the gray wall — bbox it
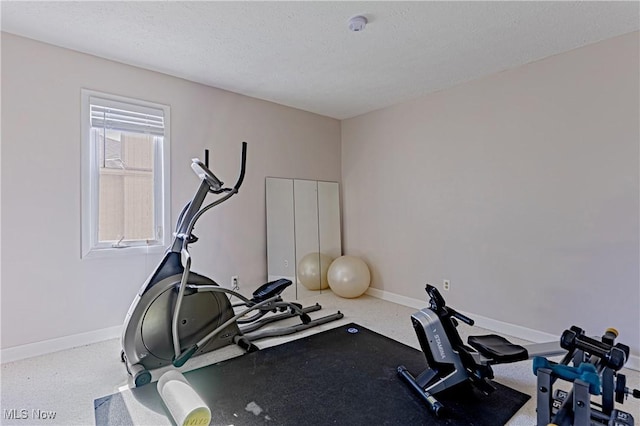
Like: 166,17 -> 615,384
0,33 -> 341,349
342,32 -> 640,355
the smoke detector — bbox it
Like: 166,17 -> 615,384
348,15 -> 368,32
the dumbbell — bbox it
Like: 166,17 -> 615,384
560,327 -> 627,371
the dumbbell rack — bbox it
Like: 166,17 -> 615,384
535,326 -> 638,426
536,369 -> 635,425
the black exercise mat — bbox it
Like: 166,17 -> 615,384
95,323 -> 530,425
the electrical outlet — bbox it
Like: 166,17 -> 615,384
231,275 -> 239,290
443,279 -> 450,291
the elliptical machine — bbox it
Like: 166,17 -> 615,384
121,142 -> 343,386
398,284 -> 564,416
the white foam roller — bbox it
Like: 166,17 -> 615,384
157,370 -> 211,426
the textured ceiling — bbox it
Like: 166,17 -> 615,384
2,1 -> 638,119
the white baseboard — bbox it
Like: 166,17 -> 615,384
365,287 -> 640,371
1,325 -> 122,364
365,287 -> 425,310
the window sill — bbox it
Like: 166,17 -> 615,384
81,244 -> 166,260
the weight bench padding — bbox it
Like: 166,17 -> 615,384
468,334 -> 528,363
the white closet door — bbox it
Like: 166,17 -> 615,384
266,178 -> 295,285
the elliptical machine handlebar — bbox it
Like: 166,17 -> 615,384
173,142 -> 248,247
425,284 -> 474,326
190,141 -> 247,194
233,141 -> 247,191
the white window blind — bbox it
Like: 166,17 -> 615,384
90,96 -> 165,135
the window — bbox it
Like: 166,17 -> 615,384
81,90 -> 170,258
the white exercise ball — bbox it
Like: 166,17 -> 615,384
327,256 -> 371,298
298,252 -> 333,290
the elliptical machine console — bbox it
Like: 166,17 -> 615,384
121,142 -> 343,386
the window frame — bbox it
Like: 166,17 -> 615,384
81,89 -> 171,259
